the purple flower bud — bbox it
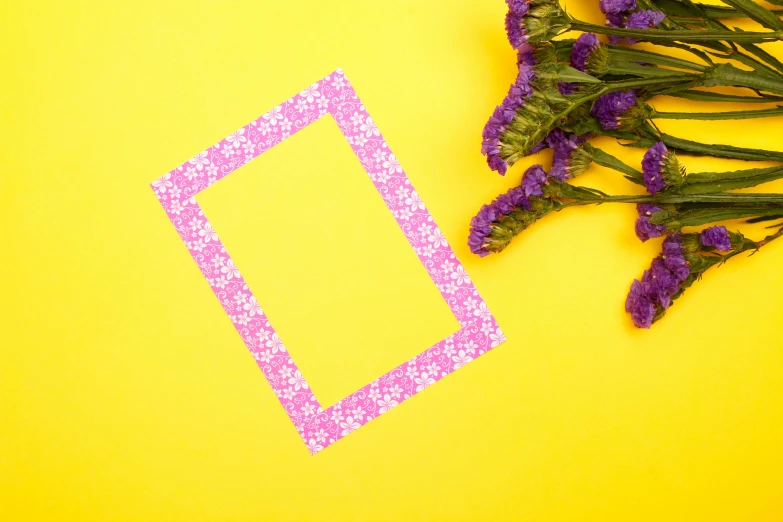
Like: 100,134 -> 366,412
591,90 -> 637,130
599,0 -> 637,15
634,204 -> 666,242
546,129 -> 589,181
641,142 -> 669,194
626,234 -> 691,328
700,226 -> 732,252
521,164 -> 549,197
605,12 -> 627,44
626,9 -> 666,29
558,82 -> 578,95
467,181 -> 532,256
570,33 -> 600,72
481,44 -> 538,174
529,139 -> 548,153
504,0 -> 531,49
625,10 -> 666,43
487,153 -> 508,175
625,280 -> 656,328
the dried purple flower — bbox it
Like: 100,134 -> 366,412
521,164 -> 549,196
558,82 -> 578,95
505,0 -> 531,49
642,142 -> 684,194
546,129 -> 591,181
700,226 -> 732,252
468,181 -> 532,256
599,0 -> 637,15
626,234 -> 691,328
626,9 -> 666,29
570,33 -> 600,72
625,280 -> 656,328
634,204 -> 667,242
481,45 -> 538,174
591,90 -> 638,130
469,164 -> 568,256
642,142 -> 667,194
605,12 -> 626,45
625,10 -> 666,43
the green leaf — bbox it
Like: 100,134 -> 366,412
661,133 -> 783,162
680,165 -> 783,194
654,106 -> 783,120
719,0 -> 783,30
584,144 -> 645,185
555,65 -> 601,84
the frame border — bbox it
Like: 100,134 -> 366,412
151,69 -> 505,454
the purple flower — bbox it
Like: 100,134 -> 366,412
626,234 -> 690,328
625,280 -> 656,328
520,164 -> 549,197
546,129 -> 588,181
624,9 -> 666,43
481,45 -> 538,174
570,33 -> 600,72
468,184 -> 531,256
627,9 -> 666,29
505,0 -> 531,49
700,226 -> 732,252
558,82 -> 578,95
591,90 -> 637,130
641,141 -> 668,194
529,139 -> 548,153
634,204 -> 666,242
599,0 -> 637,15
605,12 -> 626,45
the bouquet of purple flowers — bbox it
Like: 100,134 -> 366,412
471,0 -> 783,328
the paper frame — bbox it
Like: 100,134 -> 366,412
151,69 -> 505,454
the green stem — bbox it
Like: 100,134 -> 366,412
569,20 -> 783,43
653,207 -> 783,227
652,0 -> 783,19
668,90 -> 783,103
608,62 -> 701,78
679,165 -> 783,193
623,124 -> 783,163
653,106 -> 783,120
607,45 -> 708,72
705,63 -> 783,95
544,75 -> 695,132
602,194 -> 783,205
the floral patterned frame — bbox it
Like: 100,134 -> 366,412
151,69 -> 505,454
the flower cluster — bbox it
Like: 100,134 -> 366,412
471,0 -> 783,328
591,90 -> 641,130
625,226 -> 740,327
547,129 -> 591,181
481,46 -> 538,174
634,204 -> 666,242
601,0 -> 666,43
625,234 -> 691,328
641,142 -> 684,194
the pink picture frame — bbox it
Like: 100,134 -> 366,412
151,69 -> 506,454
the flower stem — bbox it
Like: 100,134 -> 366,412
652,0 -> 783,19
545,75 -> 695,132
668,90 -> 783,103
652,106 -> 783,120
607,45 -> 708,72
569,20 -> 783,43
705,63 -> 783,95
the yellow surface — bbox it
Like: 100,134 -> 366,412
2,1 -> 783,520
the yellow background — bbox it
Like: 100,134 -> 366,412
2,1 -> 783,520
